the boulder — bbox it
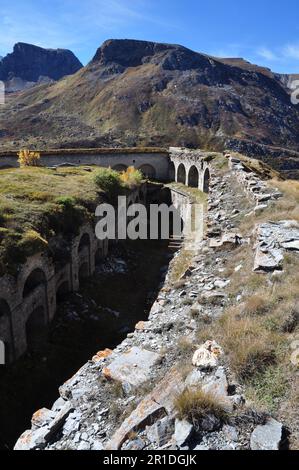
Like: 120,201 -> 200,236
174,419 -> 193,447
103,347 -> 161,387
192,341 -> 223,369
250,418 -> 283,450
106,368 -> 185,450
146,416 -> 175,446
253,246 -> 284,272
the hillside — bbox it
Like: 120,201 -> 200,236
0,39 -> 299,176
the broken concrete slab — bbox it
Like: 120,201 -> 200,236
103,346 -> 161,387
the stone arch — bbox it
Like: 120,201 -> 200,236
169,162 -> 175,182
203,168 -> 210,193
188,165 -> 199,188
26,305 -> 47,353
0,298 -> 14,363
177,163 -> 186,185
23,268 -> 47,298
78,233 -> 91,253
138,164 -> 156,180
112,164 -> 128,172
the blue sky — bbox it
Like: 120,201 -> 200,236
0,0 -> 299,73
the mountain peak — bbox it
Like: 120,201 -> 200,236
91,38 -> 184,67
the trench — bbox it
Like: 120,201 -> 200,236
0,239 -> 173,449
0,185 -> 192,450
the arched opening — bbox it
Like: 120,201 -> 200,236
26,306 -> 47,353
56,281 -> 70,303
188,166 -> 199,188
23,268 -> 47,298
78,233 -> 91,253
79,262 -> 89,281
203,168 -> 210,193
0,299 -> 13,363
169,162 -> 175,182
177,164 -> 186,185
112,164 -> 128,172
138,164 -> 156,180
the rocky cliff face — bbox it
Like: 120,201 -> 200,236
0,39 -> 299,175
0,43 -> 82,89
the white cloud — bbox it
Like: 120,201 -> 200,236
283,44 -> 299,60
257,47 -> 278,61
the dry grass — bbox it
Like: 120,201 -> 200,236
174,388 -> 228,425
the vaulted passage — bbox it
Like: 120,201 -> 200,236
169,162 -> 175,181
188,165 -> 199,188
23,269 -> 46,298
26,306 -> 47,352
138,164 -> 156,179
112,164 -> 127,172
56,281 -> 70,302
78,233 -> 91,253
203,168 -> 210,193
177,163 -> 186,184
0,299 -> 13,363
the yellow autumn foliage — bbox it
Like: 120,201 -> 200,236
18,149 -> 41,167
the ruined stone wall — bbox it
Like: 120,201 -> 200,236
0,186 -> 143,363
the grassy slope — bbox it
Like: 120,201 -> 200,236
197,157 -> 299,448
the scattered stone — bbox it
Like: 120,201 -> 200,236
223,425 -> 239,442
122,437 -> 146,450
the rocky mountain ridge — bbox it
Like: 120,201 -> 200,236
0,42 -> 82,92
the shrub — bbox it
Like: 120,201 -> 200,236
174,388 -> 227,425
120,166 -> 143,188
18,149 -> 40,167
93,168 -> 121,200
56,196 -> 76,208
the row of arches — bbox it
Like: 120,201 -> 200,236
0,232 -> 108,363
169,161 -> 210,193
0,183 -> 145,363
